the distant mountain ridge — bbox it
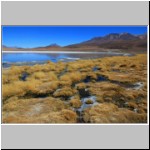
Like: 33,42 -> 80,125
36,43 -> 61,49
2,32 -> 147,51
65,33 -> 147,49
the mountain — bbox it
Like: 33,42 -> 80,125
36,43 -> 61,49
2,33 -> 147,52
65,33 -> 147,50
137,33 -> 147,40
2,45 -> 8,48
2,43 -> 61,51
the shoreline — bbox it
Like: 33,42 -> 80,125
2,52 -> 134,69
2,50 -> 127,54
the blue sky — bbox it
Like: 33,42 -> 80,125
2,26 -> 147,48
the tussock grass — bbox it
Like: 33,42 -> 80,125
88,81 -> 147,109
2,80 -> 42,101
2,97 -> 77,123
35,81 -> 59,95
83,103 -> 147,123
69,98 -> 82,108
60,71 -> 83,86
85,99 -> 94,104
75,83 -> 87,89
2,54 -> 147,123
53,87 -> 77,99
3,81 -> 27,100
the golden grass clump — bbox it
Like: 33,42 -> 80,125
59,75 -> 72,86
75,83 -> 87,90
68,72 -> 83,83
26,64 -> 43,74
60,109 -> 77,123
87,81 -> 147,108
69,98 -> 82,108
2,79 -> 43,101
22,80 -> 42,96
42,72 -> 58,82
83,103 -> 147,123
53,87 -> 77,99
2,74 -> 19,84
55,62 -> 66,74
83,72 -> 98,81
100,72 -> 138,83
9,66 -> 25,75
98,54 -> 147,80
126,101 -> 138,109
48,72 -> 58,80
2,97 -> 77,123
27,71 -> 58,83
85,99 -> 94,104
2,81 -> 26,100
35,81 -> 59,95
88,82 -> 124,103
40,63 -> 56,72
67,60 -> 95,72
31,71 -> 47,79
135,98 -> 147,113
79,67 -> 93,72
60,71 -> 82,85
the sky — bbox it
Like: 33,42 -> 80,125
2,26 -> 147,48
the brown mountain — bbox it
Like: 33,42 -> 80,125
2,44 -> 61,51
36,44 -> 61,49
65,33 -> 147,50
33,44 -> 61,50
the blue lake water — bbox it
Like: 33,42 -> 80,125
2,52 -> 131,68
3,53 -> 69,63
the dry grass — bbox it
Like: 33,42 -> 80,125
3,81 -> 27,100
60,71 -> 83,86
35,81 -> 59,95
75,83 -> 87,89
2,97 -> 77,123
85,99 -> 93,104
30,71 -> 47,79
2,54 -> 147,123
69,98 -> 82,108
2,80 -> 42,101
83,103 -> 147,123
53,87 -> 77,99
88,81 -> 147,109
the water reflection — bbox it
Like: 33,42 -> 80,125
2,52 -> 131,68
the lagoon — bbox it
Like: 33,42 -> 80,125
2,51 -> 131,68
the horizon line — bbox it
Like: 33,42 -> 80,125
2,31 -> 147,49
